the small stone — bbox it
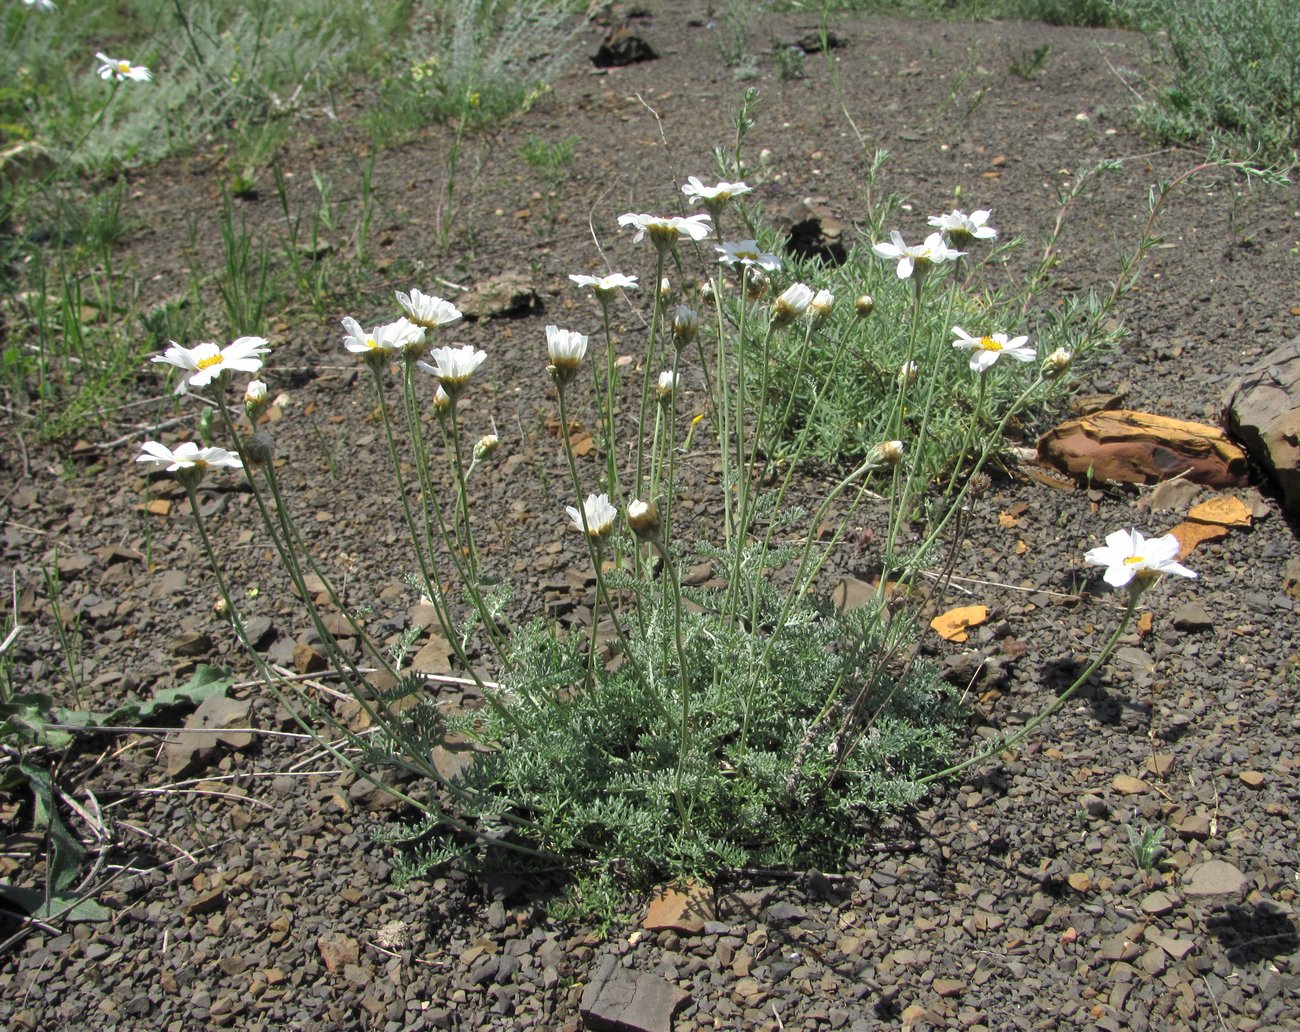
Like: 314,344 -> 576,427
1173,814 -> 1212,841
1067,872 -> 1093,893
1141,891 -> 1175,916
293,641 -> 328,674
1171,600 -> 1214,632
1082,793 -> 1110,818
317,932 -> 360,974
172,630 -> 214,658
1099,931 -> 1142,962
1239,770 -> 1266,789
1112,774 -> 1148,795
763,901 -> 808,925
183,887 -> 227,915
933,978 -> 963,997
1183,860 -> 1248,902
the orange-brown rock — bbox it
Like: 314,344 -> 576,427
1036,410 -> 1248,487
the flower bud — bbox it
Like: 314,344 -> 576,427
473,434 -> 500,464
1043,347 -> 1073,379
658,277 -> 672,303
243,379 -> 268,419
626,498 -> 660,537
771,282 -> 814,327
897,361 -> 918,385
433,385 -> 451,419
656,369 -> 677,403
244,430 -> 276,467
698,280 -> 717,309
869,439 -> 905,467
745,268 -> 770,302
855,294 -> 875,318
672,305 -> 698,349
807,288 -> 834,328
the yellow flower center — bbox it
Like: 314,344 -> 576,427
366,337 -> 379,349
1123,555 -> 1146,566
978,336 -> 1001,352
197,354 -> 225,370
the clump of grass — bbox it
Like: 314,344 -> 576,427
1123,0 -> 1300,160
365,0 -> 581,144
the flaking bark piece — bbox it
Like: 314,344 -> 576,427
1036,410 -> 1248,488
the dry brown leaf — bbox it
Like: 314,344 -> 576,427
1187,495 -> 1252,527
930,604 -> 989,643
1168,521 -> 1229,558
998,512 -> 1019,529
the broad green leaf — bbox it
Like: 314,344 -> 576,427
18,761 -> 85,895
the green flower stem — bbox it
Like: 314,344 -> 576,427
661,349 -> 683,560
182,479 -> 493,818
211,394 -> 388,686
393,365 -> 509,666
769,319 -> 817,459
556,383 -> 627,688
596,296 -> 621,502
648,399 -> 665,502
665,552 -> 695,837
894,373 -> 1046,590
633,249 -> 668,501
722,274 -> 757,629
713,273 -> 739,555
920,591 -> 1142,786
942,373 -> 988,498
374,364 -> 441,608
886,274 -> 929,441
446,399 -> 479,581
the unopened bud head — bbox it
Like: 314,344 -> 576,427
473,434 -> 500,463
872,440 -> 905,467
1043,347 -> 1073,379
672,305 -> 698,349
244,379 -> 267,408
659,277 -> 672,302
808,288 -> 834,328
244,430 -> 276,467
433,385 -> 451,418
626,498 -> 661,537
855,294 -> 875,318
771,282 -> 814,327
745,268 -> 770,301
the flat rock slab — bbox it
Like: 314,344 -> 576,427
580,955 -> 688,1032
1224,337 -> 1300,515
1183,859 -> 1249,903
1037,409 -> 1249,487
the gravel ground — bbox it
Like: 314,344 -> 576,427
2,3 -> 1299,1029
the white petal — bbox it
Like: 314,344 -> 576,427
1102,565 -> 1135,588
